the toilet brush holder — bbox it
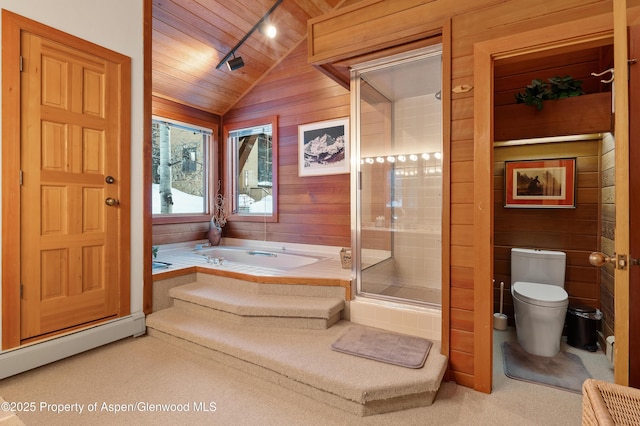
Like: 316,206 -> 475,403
493,281 -> 508,330
494,312 -> 508,330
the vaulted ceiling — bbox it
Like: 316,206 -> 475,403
152,0 -> 342,116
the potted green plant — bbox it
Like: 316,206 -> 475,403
515,75 -> 584,110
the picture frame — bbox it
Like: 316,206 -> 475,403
298,118 -> 349,177
504,158 -> 576,208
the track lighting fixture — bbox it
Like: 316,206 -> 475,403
226,54 -> 245,71
215,0 -> 283,71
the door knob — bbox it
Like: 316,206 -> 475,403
105,176 -> 115,184
589,252 -> 615,267
589,252 -> 639,270
105,197 -> 120,206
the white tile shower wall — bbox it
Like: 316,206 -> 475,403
391,95 -> 442,291
348,298 -> 441,341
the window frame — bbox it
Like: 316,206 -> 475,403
223,115 -> 279,223
151,114 -> 217,225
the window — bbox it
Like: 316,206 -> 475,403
224,116 -> 278,222
152,117 -> 212,217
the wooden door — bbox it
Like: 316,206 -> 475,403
612,1 -> 631,386
628,23 -> 640,389
15,27 -> 129,342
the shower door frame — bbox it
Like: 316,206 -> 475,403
350,45 -> 450,309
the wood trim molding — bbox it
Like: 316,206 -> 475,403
222,115 -> 279,224
473,12 -> 615,393
144,0 -> 153,314
613,0 -> 630,386
2,10 -> 23,349
440,18 -> 453,379
472,39 -> 494,394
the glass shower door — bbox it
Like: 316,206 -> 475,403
353,46 -> 443,306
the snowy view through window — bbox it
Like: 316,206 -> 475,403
152,118 -> 210,215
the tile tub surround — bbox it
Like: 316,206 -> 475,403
152,239 -> 353,299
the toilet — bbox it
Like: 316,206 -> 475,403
511,248 -> 569,357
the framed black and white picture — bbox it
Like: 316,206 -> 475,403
298,118 -> 349,177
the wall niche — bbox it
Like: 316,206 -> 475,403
494,43 -> 613,141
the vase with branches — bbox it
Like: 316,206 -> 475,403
208,182 -> 229,246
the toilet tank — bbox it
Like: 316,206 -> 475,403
511,248 -> 566,287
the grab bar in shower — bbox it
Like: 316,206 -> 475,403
247,250 -> 277,257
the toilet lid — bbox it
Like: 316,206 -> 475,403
513,281 -> 568,308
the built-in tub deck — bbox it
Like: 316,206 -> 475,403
152,241 -> 353,300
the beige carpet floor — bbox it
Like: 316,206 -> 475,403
0,326 -> 613,426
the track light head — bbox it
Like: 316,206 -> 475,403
226,56 -> 245,71
259,22 -> 277,38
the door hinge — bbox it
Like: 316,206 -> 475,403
19,55 -> 23,72
20,283 -> 23,298
19,169 -> 23,186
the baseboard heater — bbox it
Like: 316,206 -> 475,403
0,312 -> 146,380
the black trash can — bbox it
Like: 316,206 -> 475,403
566,305 -> 601,352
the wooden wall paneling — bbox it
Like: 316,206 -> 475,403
448,350 -> 474,387
292,0 -> 622,392
494,92 -> 612,141
450,307 -> 474,332
308,0 -> 447,64
450,329 -> 474,354
493,139 -> 601,323
450,140 -> 474,163
224,41 -> 350,246
152,222 -> 210,246
452,0 -> 614,60
152,96 -> 222,129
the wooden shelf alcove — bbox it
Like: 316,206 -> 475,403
494,92 -> 613,141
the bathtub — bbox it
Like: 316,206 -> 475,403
196,246 -> 326,270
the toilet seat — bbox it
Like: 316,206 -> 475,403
512,281 -> 568,308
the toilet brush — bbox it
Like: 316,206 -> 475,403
494,281 -> 508,330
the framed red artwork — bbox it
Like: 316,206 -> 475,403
504,158 -> 576,208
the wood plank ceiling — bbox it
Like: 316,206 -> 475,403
152,0 -> 341,116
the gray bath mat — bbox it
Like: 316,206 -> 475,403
502,341 -> 591,394
331,327 -> 432,369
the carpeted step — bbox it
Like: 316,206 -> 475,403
145,310 -> 448,417
169,281 -> 344,329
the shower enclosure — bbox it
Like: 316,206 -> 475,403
351,45 -> 443,306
